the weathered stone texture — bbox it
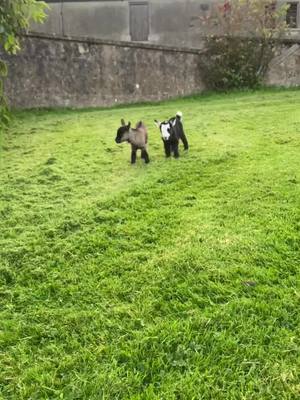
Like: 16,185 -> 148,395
2,34 -> 300,110
265,44 -> 300,87
3,35 -> 204,109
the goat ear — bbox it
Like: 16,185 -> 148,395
121,119 -> 126,126
154,120 -> 160,128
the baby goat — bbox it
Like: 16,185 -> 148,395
154,112 -> 189,158
115,119 -> 150,164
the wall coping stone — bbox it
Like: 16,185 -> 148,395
23,31 -> 300,52
24,32 -> 206,55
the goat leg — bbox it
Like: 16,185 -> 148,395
180,132 -> 189,150
173,143 -> 180,158
131,146 -> 137,164
164,141 -> 171,158
141,149 -> 150,164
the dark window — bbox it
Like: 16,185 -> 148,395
200,4 -> 209,12
286,2 -> 298,28
129,1 -> 149,41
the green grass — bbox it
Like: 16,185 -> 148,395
0,89 -> 300,399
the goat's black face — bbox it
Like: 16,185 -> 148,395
115,122 -> 131,144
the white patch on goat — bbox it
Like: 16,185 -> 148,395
160,123 -> 171,140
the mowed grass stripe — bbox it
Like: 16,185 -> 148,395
0,89 -> 299,399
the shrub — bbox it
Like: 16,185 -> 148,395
198,0 -> 289,90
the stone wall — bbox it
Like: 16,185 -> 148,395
2,34 -> 300,110
265,44 -> 300,87
2,34 -> 204,109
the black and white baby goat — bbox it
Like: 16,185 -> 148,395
154,112 -> 189,158
115,119 -> 150,164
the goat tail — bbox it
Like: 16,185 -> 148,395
176,111 -> 183,120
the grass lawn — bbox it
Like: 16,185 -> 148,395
0,89 -> 300,399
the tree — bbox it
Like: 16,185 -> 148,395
0,0 -> 47,127
198,0 -> 289,90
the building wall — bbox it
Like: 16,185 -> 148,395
34,0 -> 211,47
32,0 -> 300,48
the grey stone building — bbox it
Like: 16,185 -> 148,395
35,0 -> 300,48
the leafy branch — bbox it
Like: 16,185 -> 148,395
0,0 -> 48,127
